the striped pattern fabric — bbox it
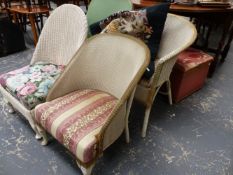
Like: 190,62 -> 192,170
35,89 -> 118,163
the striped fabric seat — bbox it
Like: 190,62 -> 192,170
35,89 -> 118,163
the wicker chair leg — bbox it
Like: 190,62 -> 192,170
36,124 -> 48,145
27,116 -> 43,140
7,102 -> 15,113
125,87 -> 136,143
3,98 -> 15,113
141,105 -> 152,138
166,80 -> 173,105
76,161 -> 95,175
125,117 -> 130,143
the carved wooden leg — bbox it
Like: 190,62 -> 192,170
141,105 -> 152,138
76,161 -> 95,175
36,124 -> 48,146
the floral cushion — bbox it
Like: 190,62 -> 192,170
35,89 -> 118,163
0,62 -> 65,109
90,4 -> 170,79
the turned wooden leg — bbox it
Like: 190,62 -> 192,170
28,14 -> 38,46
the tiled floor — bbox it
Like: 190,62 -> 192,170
0,16 -> 233,175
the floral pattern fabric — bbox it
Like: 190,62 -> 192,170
0,62 -> 65,109
101,10 -> 153,43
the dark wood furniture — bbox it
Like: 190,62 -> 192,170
131,0 -> 233,76
56,0 -> 89,9
8,5 -> 49,45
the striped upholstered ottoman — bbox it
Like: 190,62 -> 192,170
34,89 -> 118,164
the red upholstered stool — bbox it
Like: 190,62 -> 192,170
170,48 -> 213,103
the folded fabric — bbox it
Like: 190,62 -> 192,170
0,62 -> 65,109
90,3 -> 170,79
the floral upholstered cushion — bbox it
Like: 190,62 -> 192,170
90,4 -> 170,79
0,62 -> 65,109
34,89 -> 118,163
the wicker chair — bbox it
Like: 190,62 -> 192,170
135,14 -> 197,137
33,33 -> 150,175
86,0 -> 132,26
0,4 -> 87,139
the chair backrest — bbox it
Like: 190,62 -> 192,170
151,14 -> 197,87
30,4 -> 87,65
47,33 -> 150,101
86,0 -> 132,26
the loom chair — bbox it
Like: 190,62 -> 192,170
34,33 -> 150,175
134,14 -> 197,137
0,4 -> 87,139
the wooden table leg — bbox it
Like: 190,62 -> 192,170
28,14 -> 38,46
12,12 -> 18,24
221,21 -> 233,62
208,16 -> 232,77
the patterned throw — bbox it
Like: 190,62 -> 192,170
35,89 -> 118,163
101,10 -> 153,43
0,62 -> 65,109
